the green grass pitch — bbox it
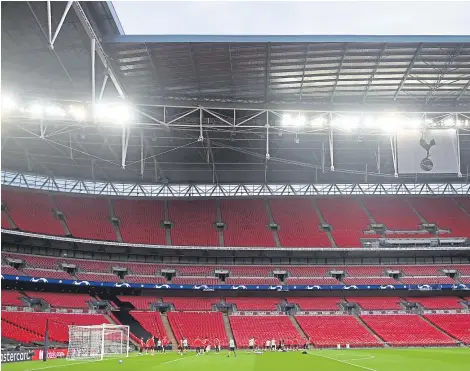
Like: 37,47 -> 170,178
3,348 -> 470,371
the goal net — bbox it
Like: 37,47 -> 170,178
67,324 -> 130,360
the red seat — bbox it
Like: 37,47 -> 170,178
346,297 -> 402,310
1,290 -> 25,306
405,297 -> 463,309
162,297 -> 218,311
227,298 -> 281,311
287,298 -> 342,311
118,296 -> 157,310
129,311 -> 167,339
425,314 -> 470,344
24,292 -> 93,309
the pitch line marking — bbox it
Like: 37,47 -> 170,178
309,352 -> 378,371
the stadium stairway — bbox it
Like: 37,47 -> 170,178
223,313 -> 235,341
289,316 -> 308,340
419,315 -> 462,344
112,309 -> 151,341
312,200 -> 336,248
160,312 -> 177,347
354,315 -> 388,347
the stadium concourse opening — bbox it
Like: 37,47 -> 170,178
1,1 -> 470,370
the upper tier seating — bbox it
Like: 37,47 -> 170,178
129,311 -> 167,339
168,312 -> 228,346
54,195 -> 116,241
1,212 -> 12,229
285,277 -> 340,285
224,266 -> 274,277
221,199 -> 275,247
346,297 -> 403,310
316,198 -> 370,247
227,298 -> 281,311
75,273 -> 120,282
162,297 -> 218,311
230,316 -> 301,347
1,290 -> 25,306
287,297 -> 342,311
363,198 -> 421,230
118,296 -> 157,310
343,277 -> 399,285
409,198 -> 470,237
400,277 -> 456,285
1,312 -> 111,343
405,297 -> 463,309
124,275 -> 167,284
270,198 -> 331,247
112,199 -> 166,245
461,277 -> 470,284
1,265 -> 22,275
286,266 -> 331,277
2,190 -> 64,235
343,266 -> 389,277
24,292 -> 93,309
360,315 -> 456,346
397,265 -> 445,276
22,268 -> 72,280
169,200 -> 218,246
171,277 -> 220,285
225,277 -> 280,285
424,314 -> 470,344
296,315 -> 381,348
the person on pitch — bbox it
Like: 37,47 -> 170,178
139,337 -> 145,354
214,337 -> 221,354
194,336 -> 202,355
227,338 -> 237,357
271,337 -> 276,351
162,336 -> 168,353
248,337 -> 255,353
265,338 -> 271,351
203,337 -> 210,353
178,338 -> 184,355
156,337 -> 162,353
146,336 -> 155,355
183,337 -> 188,353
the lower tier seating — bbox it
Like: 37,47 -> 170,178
295,315 -> 381,348
168,311 -> 228,347
1,319 -> 44,343
1,290 -> 25,306
424,314 -> 470,344
360,315 -> 456,346
230,315 -> 301,348
129,311 -> 167,339
1,312 -> 111,343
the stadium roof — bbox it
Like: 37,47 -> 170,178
2,1 -> 470,184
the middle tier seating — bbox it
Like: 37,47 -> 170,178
295,315 -> 382,348
225,277 -> 280,286
75,272 -> 120,283
343,277 -> 400,286
346,297 -> 403,310
230,315 -> 301,347
404,297 -> 463,309
360,315 -> 456,346
168,311 -> 228,346
22,268 -> 72,280
287,297 -> 342,311
24,292 -> 93,309
129,311 -> 167,339
227,298 -> 281,311
118,296 -> 157,310
1,290 -> 25,306
162,297 -> 218,311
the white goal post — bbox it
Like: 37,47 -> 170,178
67,324 -> 130,361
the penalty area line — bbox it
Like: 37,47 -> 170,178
25,359 -> 102,371
309,352 -> 378,371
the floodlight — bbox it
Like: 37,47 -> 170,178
332,117 -> 359,131
310,117 -> 325,128
281,114 -> 292,127
69,105 -> 87,122
455,120 -> 463,128
95,102 -> 133,124
28,102 -> 44,118
1,95 -> 17,113
408,118 -> 422,128
443,118 -> 454,127
294,115 -> 306,128
363,116 -> 376,129
45,105 -> 66,117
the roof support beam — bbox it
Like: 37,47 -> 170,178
50,1 -> 73,48
393,43 -> 423,100
330,44 -> 348,103
121,126 -> 130,169
299,44 -> 310,102
456,79 -> 470,102
72,2 -> 125,98
363,44 -> 387,102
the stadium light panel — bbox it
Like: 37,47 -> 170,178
27,103 -> 44,119
1,95 -> 17,113
331,117 -> 359,131
294,114 -> 306,128
281,114 -> 292,127
310,117 -> 325,128
69,105 -> 87,122
45,105 -> 66,118
95,102 -> 133,124
408,118 -> 422,128
363,116 -> 376,129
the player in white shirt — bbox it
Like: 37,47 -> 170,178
157,339 -> 162,353
265,339 -> 271,351
183,338 -> 188,354
227,338 -> 237,357
271,338 -> 276,351
248,338 -> 255,353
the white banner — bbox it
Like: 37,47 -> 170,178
397,129 -> 460,174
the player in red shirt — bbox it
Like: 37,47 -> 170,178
285,338 -> 292,351
194,336 -> 203,355
214,337 -> 221,354
203,337 -> 210,354
139,337 -> 145,354
292,337 -> 299,351
147,336 -> 155,355
162,336 -> 168,354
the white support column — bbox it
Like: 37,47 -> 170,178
50,1 -> 73,48
140,131 -> 145,177
121,127 -> 130,169
390,135 -> 398,177
98,74 -> 108,101
329,127 -> 334,171
377,141 -> 381,173
126,327 -> 129,358
198,108 -> 203,141
101,324 -> 105,360
47,1 -> 52,46
265,112 -> 270,160
91,38 -> 96,117
39,119 -> 46,139
456,126 -> 462,177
